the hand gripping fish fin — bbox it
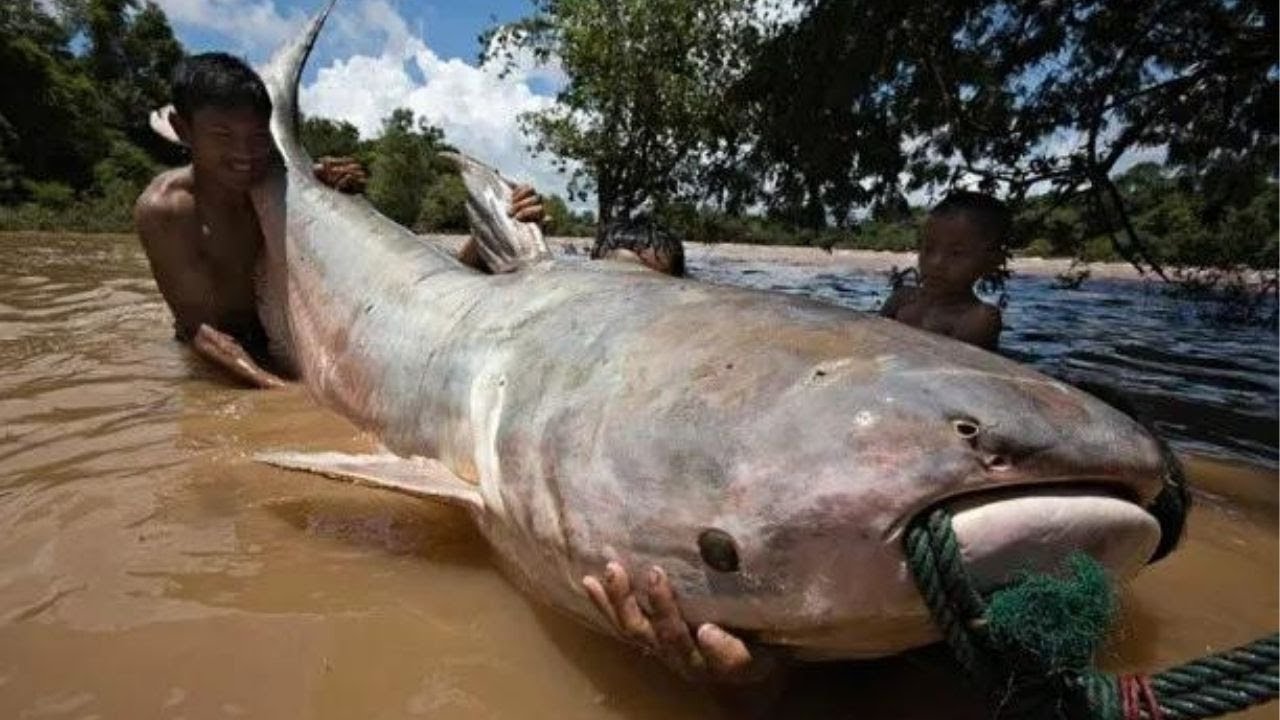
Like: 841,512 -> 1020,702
256,451 -> 483,511
440,150 -> 551,274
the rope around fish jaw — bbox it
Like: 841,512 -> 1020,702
904,507 -> 1280,719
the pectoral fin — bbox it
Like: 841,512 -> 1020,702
441,150 -> 550,273
256,451 -> 483,511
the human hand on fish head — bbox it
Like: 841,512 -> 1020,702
312,156 -> 367,194
507,183 -> 545,224
582,562 -> 779,684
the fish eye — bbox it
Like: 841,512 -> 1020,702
952,417 -> 981,439
698,528 -> 740,573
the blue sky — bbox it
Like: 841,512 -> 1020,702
167,1 -> 537,76
152,0 -> 574,197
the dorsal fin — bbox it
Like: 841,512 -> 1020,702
441,151 -> 552,273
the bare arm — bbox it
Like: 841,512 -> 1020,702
134,190 -> 216,340
134,186 -> 285,388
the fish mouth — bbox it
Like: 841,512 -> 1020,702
944,483 -> 1160,593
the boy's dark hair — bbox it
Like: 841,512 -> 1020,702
592,214 -> 686,276
171,52 -> 271,120
930,190 -> 1012,251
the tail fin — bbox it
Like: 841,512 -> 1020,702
259,0 -> 339,174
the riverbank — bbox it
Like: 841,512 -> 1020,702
1,230 -> 1256,284
431,233 -> 1153,280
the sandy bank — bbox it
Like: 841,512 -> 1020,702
0,231 -> 1166,282
423,233 -> 1151,281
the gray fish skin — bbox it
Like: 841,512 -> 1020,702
252,2 -> 1167,660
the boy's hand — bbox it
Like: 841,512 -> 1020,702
192,324 -> 287,389
581,562 -> 778,684
313,156 -> 368,194
508,184 -> 545,225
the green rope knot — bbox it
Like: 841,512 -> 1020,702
904,507 -> 1279,720
984,553 -> 1116,719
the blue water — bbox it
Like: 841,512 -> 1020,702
689,254 -> 1279,468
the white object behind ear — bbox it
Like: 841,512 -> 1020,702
149,105 -> 185,146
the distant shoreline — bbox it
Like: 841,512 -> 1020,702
0,230 -> 1183,282
532,236 -> 1153,281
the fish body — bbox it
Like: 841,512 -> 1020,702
254,2 -> 1168,660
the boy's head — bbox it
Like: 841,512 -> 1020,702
168,53 -> 274,190
593,215 -> 686,276
919,191 -> 1010,290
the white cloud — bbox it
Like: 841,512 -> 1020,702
151,0 -> 306,57
299,4 -> 574,203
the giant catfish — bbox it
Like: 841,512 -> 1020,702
253,0 -> 1175,662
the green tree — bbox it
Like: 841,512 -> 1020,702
485,0 -> 756,236
301,116 -> 363,159
71,0 -> 182,140
366,108 -> 445,227
734,0 -> 1276,273
119,3 -> 184,124
0,0 -> 109,191
416,172 -> 468,232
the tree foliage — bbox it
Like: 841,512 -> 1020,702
417,172 -> 468,232
490,0 -> 1276,281
301,116 -> 363,160
484,0 -> 757,234
728,0 -> 1276,273
366,108 -> 449,228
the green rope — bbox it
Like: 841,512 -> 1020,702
904,507 -> 1280,720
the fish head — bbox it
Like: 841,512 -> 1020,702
602,319 -> 1169,659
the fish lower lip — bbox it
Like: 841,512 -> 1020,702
948,488 -> 1159,592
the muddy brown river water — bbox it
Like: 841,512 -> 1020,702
0,232 -> 1275,719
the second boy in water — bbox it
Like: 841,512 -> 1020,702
880,191 -> 1009,350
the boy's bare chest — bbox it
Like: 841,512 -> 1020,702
193,213 -> 262,282
898,297 -> 969,334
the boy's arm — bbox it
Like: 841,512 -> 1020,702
133,190 -> 215,339
955,304 -> 1002,351
134,189 -> 286,389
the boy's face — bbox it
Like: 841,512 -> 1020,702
918,215 -> 997,290
173,106 -> 273,191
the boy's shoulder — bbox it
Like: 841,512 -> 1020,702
135,167 -> 196,223
134,166 -> 198,241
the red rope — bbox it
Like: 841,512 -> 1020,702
1120,674 -> 1163,720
